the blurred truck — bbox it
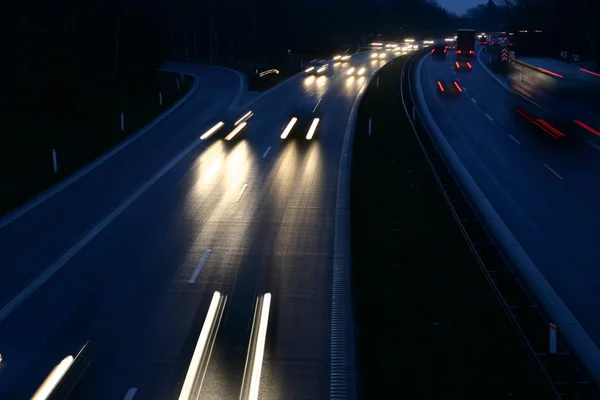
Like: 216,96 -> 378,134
456,29 -> 475,59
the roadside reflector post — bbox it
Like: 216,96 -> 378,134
176,78 -> 180,92
549,323 -> 557,353
159,91 -> 163,106
368,118 -> 372,136
488,55 -> 492,64
412,107 -> 416,123
300,60 -> 303,68
377,76 -> 379,88
52,149 -> 58,173
120,112 -> 125,132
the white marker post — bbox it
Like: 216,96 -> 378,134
52,149 -> 58,173
176,78 -> 180,92
488,55 -> 492,64
377,76 -> 379,88
159,91 -> 163,106
120,113 -> 125,132
368,118 -> 372,136
412,107 -> 416,123
549,323 -> 557,354
300,60 -> 303,68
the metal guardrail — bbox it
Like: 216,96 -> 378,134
398,51 -> 600,399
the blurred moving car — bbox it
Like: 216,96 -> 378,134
281,103 -> 324,140
305,61 -> 329,75
454,60 -> 473,71
333,54 -> 352,62
436,80 -> 463,97
432,44 -> 447,59
346,66 -> 366,76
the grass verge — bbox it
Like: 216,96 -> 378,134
0,70 -> 193,217
350,55 -> 554,398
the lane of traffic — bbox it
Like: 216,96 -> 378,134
0,50 -> 382,398
421,52 -> 600,346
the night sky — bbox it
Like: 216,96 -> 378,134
437,0 -> 484,15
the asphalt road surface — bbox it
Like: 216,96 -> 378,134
419,49 -> 600,351
0,52 -> 393,399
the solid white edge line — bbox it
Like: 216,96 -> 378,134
415,51 -> 600,388
123,388 -> 138,400
544,164 -> 564,180
248,293 -> 272,400
330,52 -> 385,400
179,291 -> 222,400
189,250 -> 213,283
236,184 -> 249,202
0,127 -> 210,324
509,134 -> 521,144
262,147 -> 272,158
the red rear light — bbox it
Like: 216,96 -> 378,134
431,49 -> 434,53
574,120 -> 600,136
467,62 -> 472,68
456,61 -> 460,68
457,50 -> 462,54
453,82 -> 462,92
444,49 -> 447,53
437,81 -> 444,91
469,50 -> 474,54
581,68 -> 600,77
538,67 -> 563,78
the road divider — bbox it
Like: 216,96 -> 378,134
240,293 -> 272,400
179,291 -> 227,400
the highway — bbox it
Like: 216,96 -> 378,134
0,52 -> 392,398
418,48 -> 600,351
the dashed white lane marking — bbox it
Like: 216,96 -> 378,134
262,146 -> 272,158
189,249 -> 212,283
123,388 -> 137,400
585,140 -> 600,151
471,97 -> 477,104
485,113 -> 494,122
236,183 -> 249,202
509,134 -> 521,144
544,164 -> 564,180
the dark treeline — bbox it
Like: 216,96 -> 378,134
0,0 -> 463,143
464,0 -> 599,64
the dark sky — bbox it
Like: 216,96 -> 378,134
437,0 -> 483,15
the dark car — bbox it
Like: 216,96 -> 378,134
280,103 -> 324,140
436,80 -> 463,97
432,44 -> 447,59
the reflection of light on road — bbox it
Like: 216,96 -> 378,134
316,76 -> 327,87
201,158 -> 223,183
346,76 -> 355,87
304,76 -> 315,85
225,141 -> 250,193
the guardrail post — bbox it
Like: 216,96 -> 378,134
488,55 -> 492,64
121,112 -> 125,132
549,323 -> 557,353
300,60 -> 303,68
52,149 -> 58,173
159,91 -> 163,106
368,118 -> 372,136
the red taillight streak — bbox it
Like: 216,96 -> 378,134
538,67 -> 563,78
431,49 -> 434,53
538,119 -> 565,137
437,81 -> 444,91
456,61 -> 460,68
444,49 -> 447,53
574,120 -> 600,136
516,108 -> 563,138
453,82 -> 462,91
580,68 -> 600,77
467,62 -> 472,68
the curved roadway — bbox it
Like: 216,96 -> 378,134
0,53 -> 393,399
418,49 -> 600,351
